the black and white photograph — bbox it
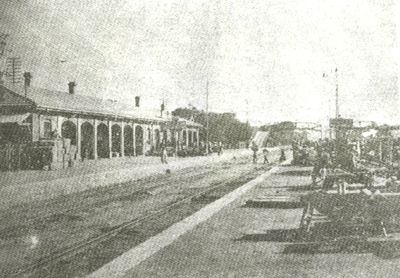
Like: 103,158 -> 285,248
0,0 -> 399,277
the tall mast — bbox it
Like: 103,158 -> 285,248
205,80 -> 209,154
335,67 -> 339,118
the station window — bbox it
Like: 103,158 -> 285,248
43,120 -> 52,138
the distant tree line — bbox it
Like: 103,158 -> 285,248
259,121 -> 304,146
172,107 -> 253,148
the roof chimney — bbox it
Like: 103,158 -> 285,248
135,96 -> 140,107
23,72 -> 32,97
160,101 -> 165,117
23,72 -> 32,87
68,81 -> 76,95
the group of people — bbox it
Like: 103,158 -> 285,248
310,138 -> 366,189
160,141 -> 224,164
161,139 -> 289,165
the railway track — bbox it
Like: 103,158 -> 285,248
0,163 -> 220,230
11,163 -> 273,278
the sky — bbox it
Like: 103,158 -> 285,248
0,0 -> 398,125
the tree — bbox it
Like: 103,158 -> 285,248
259,121 -> 296,146
172,107 -> 252,147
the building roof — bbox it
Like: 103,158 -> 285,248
0,113 -> 31,124
1,85 -> 201,127
174,117 -> 203,128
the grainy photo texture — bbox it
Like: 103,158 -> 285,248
0,1 -> 399,277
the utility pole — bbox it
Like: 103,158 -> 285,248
323,67 -> 339,137
333,67 -> 341,162
6,57 -> 22,85
335,67 -> 339,118
245,99 -> 250,147
205,80 -> 209,155
0,34 -> 8,56
0,33 -> 9,85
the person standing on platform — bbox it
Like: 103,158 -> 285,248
263,148 -> 269,164
162,147 -> 168,164
279,149 -> 286,162
218,142 -> 223,156
160,144 -> 168,164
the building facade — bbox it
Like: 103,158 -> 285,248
0,84 -> 201,170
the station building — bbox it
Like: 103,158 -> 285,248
0,82 -> 201,170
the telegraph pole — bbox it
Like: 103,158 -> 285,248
322,67 -> 339,138
205,80 -> 209,154
6,57 -> 22,85
335,67 -> 339,118
245,98 -> 250,147
0,33 -> 9,84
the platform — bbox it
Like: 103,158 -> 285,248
87,164 -> 400,278
0,149 -> 252,210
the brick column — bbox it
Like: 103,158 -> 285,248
176,130 -> 179,152
186,129 -> 189,147
132,123 -> 136,156
56,116 -> 63,137
32,113 -> 40,142
77,118 -> 82,160
151,124 -> 154,150
180,130 -> 183,149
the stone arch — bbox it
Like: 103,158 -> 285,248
81,121 -> 94,160
124,125 -> 134,156
135,125 -> 144,155
111,124 -> 121,157
61,120 -> 77,145
97,123 -> 109,158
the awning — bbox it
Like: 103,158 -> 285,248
0,113 -> 31,125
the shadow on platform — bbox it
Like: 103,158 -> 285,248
283,239 -> 400,259
237,229 -> 299,242
276,170 -> 312,176
242,200 -> 303,209
237,225 -> 400,259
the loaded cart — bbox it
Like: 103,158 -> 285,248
294,189 -> 400,258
